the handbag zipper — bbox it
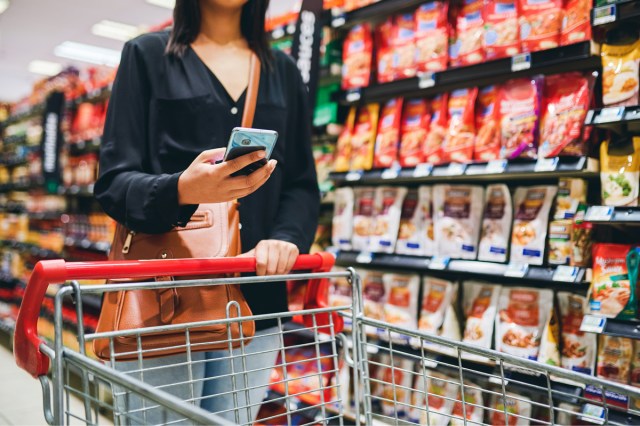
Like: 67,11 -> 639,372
122,231 -> 136,254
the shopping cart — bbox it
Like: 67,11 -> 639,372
13,253 -> 360,425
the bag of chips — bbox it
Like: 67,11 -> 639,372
560,0 -> 592,46
442,87 -> 479,164
474,85 -> 502,161
600,136 -> 640,207
352,187 -> 376,251
597,335 -> 633,384
334,106 -> 356,172
601,39 -> 640,107
518,0 -> 562,53
374,98 -> 403,169
483,0 -> 520,60
510,185 -> 557,265
369,186 -> 407,253
423,94 -> 448,165
450,0 -> 485,67
399,99 -> 431,167
392,13 -> 417,80
350,104 -> 380,171
342,23 -> 373,90
558,292 -> 596,375
589,243 -> 635,319
376,18 -> 396,84
414,1 -> 450,72
331,187 -> 354,250
478,184 -> 512,263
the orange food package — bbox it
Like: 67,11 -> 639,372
376,18 -> 395,84
399,99 -> 431,167
334,106 -> 356,172
474,85 -> 502,161
518,0 -> 562,53
392,13 -> 417,80
350,104 -> 380,171
414,1 -> 450,72
442,87 -> 478,164
374,98 -> 404,169
483,0 -> 520,60
450,0 -> 485,67
423,93 -> 448,165
560,0 -> 592,46
342,23 -> 373,90
343,0 -> 372,12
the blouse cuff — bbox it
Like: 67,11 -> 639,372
152,172 -> 198,228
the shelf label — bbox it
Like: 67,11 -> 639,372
504,262 -> 529,278
534,157 -> 559,172
593,4 -> 616,26
355,251 -> 373,264
594,107 -> 624,124
626,107 -> 640,121
417,71 -> 435,89
345,89 -> 362,103
580,315 -> 607,334
445,162 -> 466,176
345,170 -> 363,182
585,206 -> 614,222
413,163 -> 433,178
271,27 -> 286,39
428,256 -> 450,270
580,404 -> 605,425
485,159 -> 508,174
584,109 -> 594,125
331,9 -> 346,27
553,265 -> 579,282
511,53 -> 531,72
381,165 -> 400,180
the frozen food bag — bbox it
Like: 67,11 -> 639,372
410,370 -> 459,425
554,178 -> 587,220
352,187 -> 376,250
396,189 -> 424,256
518,0 -> 562,53
478,184 -> 513,263
450,0 -> 485,67
560,0 -> 592,46
442,87 -> 478,164
334,106 -> 356,172
483,0 -> 520,60
342,23 -> 373,90
558,292 -> 596,375
375,354 -> 415,420
597,335 -> 633,384
547,219 -> 572,265
418,277 -> 456,334
538,306 -> 561,367
392,13 -> 417,80
601,39 -> 640,107
450,380 -> 484,426
382,273 -> 420,337
374,98 -> 403,169
423,93 -> 448,165
462,282 -> 501,351
510,185 -> 557,265
350,103 -> 380,171
331,187 -> 354,250
376,18 -> 395,84
414,1 -> 450,72
589,243 -> 634,319
490,392 -> 533,426
369,186 -> 407,253
399,98 -> 431,167
474,85 -> 502,161
499,76 -> 543,160
600,136 -> 640,207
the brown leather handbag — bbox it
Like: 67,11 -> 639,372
93,54 -> 262,361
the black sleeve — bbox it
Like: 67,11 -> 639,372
268,65 -> 320,253
94,40 -> 197,234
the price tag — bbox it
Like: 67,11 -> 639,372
504,263 -> 529,278
345,89 -> 362,103
553,265 -> 579,282
445,162 -> 466,176
428,256 -> 450,270
417,71 -> 435,89
331,9 -> 346,28
626,107 -> 640,121
345,171 -> 363,182
356,251 -> 373,264
580,315 -> 607,334
594,106 -> 624,124
381,166 -> 400,180
485,159 -> 508,174
271,27 -> 285,39
580,404 -> 605,425
585,206 -> 614,222
511,53 -> 531,72
584,109 -> 594,125
534,157 -> 559,172
413,163 -> 433,178
286,23 -> 297,35
592,4 -> 616,26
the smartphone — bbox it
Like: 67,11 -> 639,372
223,127 -> 278,176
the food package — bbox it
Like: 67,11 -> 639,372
420,186 -> 436,256
547,220 -> 572,265
601,39 -> 640,107
539,72 -> 594,158
450,381 -> 484,426
589,243 -> 634,319
510,186 -> 557,265
518,0 -> 562,53
399,98 -> 431,167
554,178 -> 587,220
328,267 -> 353,328
478,184 -> 513,263
423,93 -> 448,165
362,270 -> 386,334
631,340 -> 640,411
392,13 -> 417,80
442,87 -> 479,164
343,0 -> 372,12
414,1 -> 450,72
352,187 -> 376,250
382,273 -> 420,341
490,392 -> 533,426
374,98 -> 403,169
560,0 -> 592,46
498,76 -> 543,160
450,0 -> 485,67
331,187 -> 354,250
410,370 -> 459,425
538,306 -> 561,366
433,184 -> 484,260
600,136 -> 640,207
334,106 -> 356,172
570,204 -> 593,267
558,292 -> 596,375
462,282 -> 501,352
474,85 -> 502,161
483,0 -> 520,60
369,187 -> 407,253
597,335 -> 633,384
495,287 -> 554,360
375,354 -> 415,420
341,23 -> 373,90
418,277 -> 456,334
376,18 -> 395,84
350,104 -> 380,171
396,188 -> 434,256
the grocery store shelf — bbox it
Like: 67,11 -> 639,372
68,137 -> 101,156
334,42 -> 599,105
59,184 -> 94,197
581,314 -> 640,340
330,0 -> 426,28
66,84 -> 112,108
585,206 -> 640,225
330,157 -> 598,186
591,1 -> 640,28
64,238 -> 110,255
585,106 -> 640,133
28,211 -> 65,221
0,178 -> 44,193
0,240 -> 60,259
1,103 -> 45,127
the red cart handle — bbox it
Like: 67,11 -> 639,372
15,253 -> 335,378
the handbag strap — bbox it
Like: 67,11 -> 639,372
241,53 -> 261,128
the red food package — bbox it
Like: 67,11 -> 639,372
422,93 -> 448,165
442,87 -> 478,164
539,72 -> 594,158
474,85 -> 502,161
450,0 -> 485,67
414,1 -> 450,72
483,0 -> 520,60
399,99 -> 431,167
392,13 -> 417,80
518,0 -> 562,53
342,23 -> 373,90
374,98 -> 404,169
498,76 -> 543,159
376,18 -> 395,84
560,0 -> 592,46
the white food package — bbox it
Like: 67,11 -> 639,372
369,186 -> 407,253
418,277 -> 457,334
420,186 -> 436,257
510,186 -> 558,265
450,381 -> 485,426
489,392 -> 532,426
375,354 -> 415,421
495,286 -> 554,361
396,188 -> 434,256
558,292 -> 597,375
409,370 -> 459,425
433,184 -> 484,259
478,184 -> 512,263
462,282 -> 501,360
331,187 -> 354,250
362,270 -> 386,335
328,267 -> 353,328
381,273 -> 420,343
352,187 -> 376,251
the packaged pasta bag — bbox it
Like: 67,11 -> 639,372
350,103 -> 380,171
374,98 -> 403,169
474,85 -> 502,161
538,306 -> 561,367
410,370 -> 459,425
478,184 -> 512,263
483,0 -> 520,60
396,189 -> 424,256
362,270 -> 386,335
331,187 -> 354,250
554,178 -> 587,220
498,76 -> 543,160
399,98 -> 431,167
382,273 -> 420,342
334,106 -> 356,172
510,186 -> 557,265
589,243 -> 635,319
495,287 -> 553,360
351,187 -> 376,250
418,277 -> 456,335
341,23 -> 373,90
433,184 -> 484,260
560,0 -> 592,46
601,39 -> 640,107
597,335 -> 633,384
450,380 -> 484,426
449,0 -> 485,67
414,1 -> 450,72
539,72 -> 594,158
423,93 -> 448,165
392,13 -> 417,80
600,136 -> 640,207
518,0 -> 562,53
462,282 -> 501,359
369,186 -> 407,253
547,219 -> 572,265
490,392 -> 533,426
375,354 -> 415,420
420,186 -> 436,256
376,18 -> 396,84
558,292 -> 596,375
442,87 -> 478,164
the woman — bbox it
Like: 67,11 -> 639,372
95,0 -> 320,423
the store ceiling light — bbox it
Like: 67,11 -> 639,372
146,0 -> 175,9
28,60 -> 63,76
0,0 -> 10,15
54,41 -> 121,67
92,20 -> 140,42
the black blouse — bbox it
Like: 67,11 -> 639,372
95,31 -> 320,325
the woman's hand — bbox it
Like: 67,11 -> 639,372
241,240 -> 300,276
177,148 -> 276,205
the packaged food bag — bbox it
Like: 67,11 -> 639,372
450,381 -> 484,426
478,184 -> 512,263
597,335 -> 633,384
474,85 -> 502,161
334,106 -> 356,172
495,287 -> 554,360
631,340 -> 640,411
382,273 -> 420,342
352,187 -> 376,250
396,189 -> 426,256
423,93 -> 448,165
538,306 -> 561,366
350,104 -> 380,171
554,178 -> 587,220
558,292 -> 596,375
600,136 -> 640,207
547,219 -> 572,265
518,0 -> 562,53
374,98 -> 403,169
362,270 -> 386,334
420,186 -> 436,257
376,18 -> 395,84
369,186 -> 407,253
510,185 -> 557,265
490,392 -> 533,426
450,0 -> 485,67
410,370 -> 459,425
442,87 -> 479,164
342,24 -> 373,90
392,13 -> 417,80
414,1 -> 450,72
331,187 -> 354,250
483,0 -> 520,60
418,277 -> 456,334
601,39 -> 640,107
570,204 -> 593,267
399,98 -> 431,167
589,243 -> 635,319
462,282 -> 501,354
328,267 -> 353,329
560,0 -> 592,46
375,354 -> 415,420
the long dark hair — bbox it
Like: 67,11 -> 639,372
166,0 -> 272,66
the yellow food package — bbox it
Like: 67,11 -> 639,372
601,39 -> 640,107
600,136 -> 640,207
350,103 -> 380,171
334,106 -> 356,172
